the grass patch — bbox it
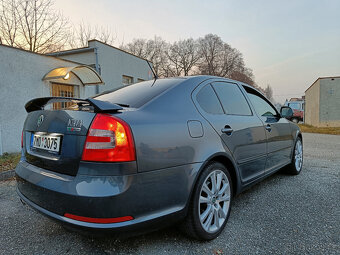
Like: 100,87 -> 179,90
298,124 -> 340,135
0,152 -> 21,173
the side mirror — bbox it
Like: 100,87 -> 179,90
280,106 -> 293,119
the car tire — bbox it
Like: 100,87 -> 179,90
180,162 -> 232,240
285,137 -> 303,175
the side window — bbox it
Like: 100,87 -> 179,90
244,87 -> 277,117
212,82 -> 252,115
196,84 -> 224,114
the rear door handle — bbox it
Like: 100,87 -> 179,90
221,125 -> 233,135
265,124 -> 272,132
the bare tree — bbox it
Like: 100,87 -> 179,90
0,0 -> 18,46
68,21 -> 116,48
0,0 -> 69,53
167,38 -> 200,76
122,34 -> 258,83
122,36 -> 169,77
197,34 -> 245,77
122,38 -> 148,57
264,84 -> 274,101
229,67 -> 255,86
196,34 -> 221,75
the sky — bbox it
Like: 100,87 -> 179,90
55,0 -> 340,103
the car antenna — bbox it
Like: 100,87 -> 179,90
146,60 -> 158,81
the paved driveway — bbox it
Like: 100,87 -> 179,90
0,133 -> 339,255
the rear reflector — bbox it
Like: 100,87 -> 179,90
81,113 -> 136,162
64,213 -> 133,224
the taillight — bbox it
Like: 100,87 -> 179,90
81,114 -> 135,162
21,131 -> 23,148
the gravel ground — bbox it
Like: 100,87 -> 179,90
0,133 -> 339,255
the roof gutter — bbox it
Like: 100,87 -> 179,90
46,47 -> 94,57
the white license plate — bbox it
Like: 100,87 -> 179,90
31,134 -> 61,153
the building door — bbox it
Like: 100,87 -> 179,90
50,83 -> 79,109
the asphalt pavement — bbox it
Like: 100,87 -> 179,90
0,133 -> 339,255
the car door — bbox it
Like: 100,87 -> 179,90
194,81 -> 267,183
243,86 -> 294,172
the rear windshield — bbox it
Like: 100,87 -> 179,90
288,102 -> 301,110
93,78 -> 184,108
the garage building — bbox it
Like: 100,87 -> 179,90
304,76 -> 340,127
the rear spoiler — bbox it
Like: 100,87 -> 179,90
25,97 -> 123,113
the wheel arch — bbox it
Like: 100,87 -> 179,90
297,131 -> 303,141
207,154 -> 239,196
289,125 -> 303,161
186,152 -> 241,213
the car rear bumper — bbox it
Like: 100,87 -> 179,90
17,186 -> 183,236
15,160 -> 202,233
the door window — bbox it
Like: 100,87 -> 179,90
212,82 -> 252,115
244,87 -> 277,117
196,84 -> 224,114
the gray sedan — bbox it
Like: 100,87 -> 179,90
16,76 -> 302,240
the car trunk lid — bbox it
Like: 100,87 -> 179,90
22,97 -> 124,176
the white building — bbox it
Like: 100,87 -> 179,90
48,40 -> 153,95
0,40 -> 152,154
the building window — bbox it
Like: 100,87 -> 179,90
122,75 -> 133,85
137,78 -> 145,83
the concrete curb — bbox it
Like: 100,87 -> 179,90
0,169 -> 15,181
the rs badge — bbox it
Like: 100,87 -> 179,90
67,118 -> 83,132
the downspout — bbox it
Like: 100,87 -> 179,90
0,124 -> 2,155
303,100 -> 305,124
94,47 -> 100,94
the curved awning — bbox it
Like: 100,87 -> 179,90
43,65 -> 104,85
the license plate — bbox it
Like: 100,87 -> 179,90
31,133 -> 61,153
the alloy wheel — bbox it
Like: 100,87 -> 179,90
295,140 -> 303,171
198,170 -> 231,233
